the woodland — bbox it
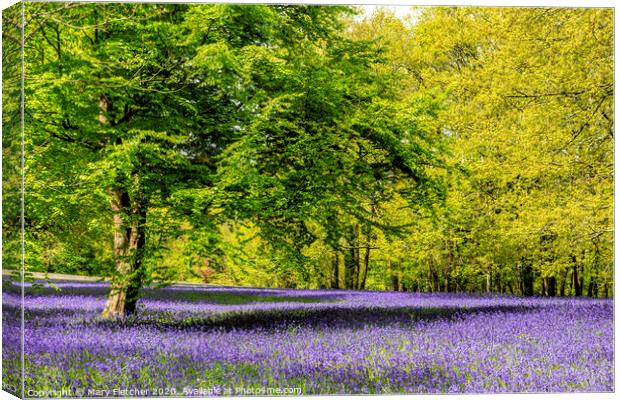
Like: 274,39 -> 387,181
2,4 -> 613,317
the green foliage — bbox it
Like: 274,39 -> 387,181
2,3 -> 23,273
14,4 -> 613,298
350,6 -> 613,296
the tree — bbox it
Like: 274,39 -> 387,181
24,3 -> 300,316
354,7 -> 613,296
215,8 -> 448,290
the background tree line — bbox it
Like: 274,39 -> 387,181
3,4 -> 612,317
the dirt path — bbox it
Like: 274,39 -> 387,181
1,269 -> 221,288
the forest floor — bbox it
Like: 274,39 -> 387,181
2,279 -> 613,396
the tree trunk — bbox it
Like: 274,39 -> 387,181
578,264 -> 584,297
343,225 -> 360,290
99,92 -> 147,318
431,268 -> 440,293
397,263 -> 405,291
331,251 -> 340,289
352,224 -> 360,289
344,252 -> 354,290
391,274 -> 399,292
522,263 -> 534,296
572,256 -> 582,296
360,235 -> 371,290
389,261 -> 399,291
559,268 -> 568,296
587,277 -> 598,298
102,187 -> 146,318
445,246 -> 453,292
496,271 -> 502,294
547,276 -> 557,297
485,268 -> 492,293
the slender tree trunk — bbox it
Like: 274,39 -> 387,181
547,276 -> 557,297
431,267 -> 440,293
496,271 -> 502,294
506,282 -> 514,295
588,277 -> 598,298
593,282 -> 599,298
398,263 -> 404,291
331,251 -> 340,289
352,224 -> 360,289
590,243 -> 600,298
445,246 -> 453,292
360,235 -> 371,290
579,264 -> 584,297
344,251 -> 353,289
522,260 -> 534,296
428,259 -> 434,293
389,261 -> 399,291
572,256 -> 582,296
559,268 -> 568,296
391,274 -> 399,292
343,225 -> 360,290
485,268 -> 492,293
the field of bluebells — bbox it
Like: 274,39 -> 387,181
2,279 -> 614,396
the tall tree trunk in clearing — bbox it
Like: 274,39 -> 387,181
102,187 -> 146,318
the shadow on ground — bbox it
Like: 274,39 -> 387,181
89,303 -> 542,332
